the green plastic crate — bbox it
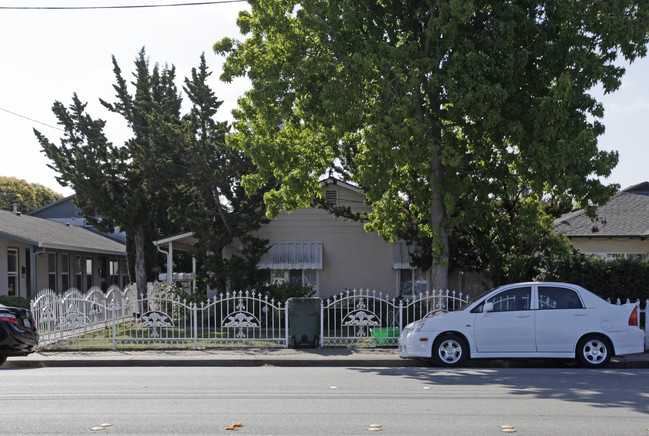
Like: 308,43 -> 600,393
370,327 -> 400,345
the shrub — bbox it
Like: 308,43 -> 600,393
257,282 -> 316,302
535,251 -> 649,302
0,295 -> 31,309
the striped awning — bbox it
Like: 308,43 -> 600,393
258,242 -> 323,270
393,242 -> 415,269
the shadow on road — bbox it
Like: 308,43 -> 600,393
352,362 -> 649,415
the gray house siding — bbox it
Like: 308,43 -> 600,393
0,210 -> 127,298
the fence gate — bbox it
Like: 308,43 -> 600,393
196,291 -> 288,348
320,289 -> 469,347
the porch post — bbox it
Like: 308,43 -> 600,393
166,242 -> 173,285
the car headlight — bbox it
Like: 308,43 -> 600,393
408,319 -> 426,333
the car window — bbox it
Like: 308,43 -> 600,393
471,286 -> 531,313
538,286 -> 583,310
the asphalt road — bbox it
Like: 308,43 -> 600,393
1,366 -> 648,435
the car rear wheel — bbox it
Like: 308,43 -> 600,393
0,355 -> 6,366
432,333 -> 468,367
576,335 -> 612,368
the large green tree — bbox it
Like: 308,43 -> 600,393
35,49 -> 183,295
216,0 -> 649,289
172,54 -> 273,293
0,176 -> 63,213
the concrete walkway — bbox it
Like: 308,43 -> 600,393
3,348 -> 649,369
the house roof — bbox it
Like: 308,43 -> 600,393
27,194 -> 76,215
319,176 -> 362,193
153,232 -> 198,252
555,182 -> 649,238
0,210 -> 126,255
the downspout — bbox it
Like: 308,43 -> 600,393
192,256 -> 197,293
155,242 -> 173,286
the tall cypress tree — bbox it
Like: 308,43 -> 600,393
174,54 -> 272,292
36,48 -> 183,295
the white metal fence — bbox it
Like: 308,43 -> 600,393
32,285 -> 288,349
321,289 -> 469,347
31,286 -> 648,350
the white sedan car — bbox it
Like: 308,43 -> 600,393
399,282 -> 645,367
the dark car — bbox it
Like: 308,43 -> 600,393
0,303 -> 39,366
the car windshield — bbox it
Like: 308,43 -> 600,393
457,287 -> 496,311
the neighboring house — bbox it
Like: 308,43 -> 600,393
154,177 -> 481,300
0,209 -> 127,299
28,195 -> 126,243
555,182 -> 649,260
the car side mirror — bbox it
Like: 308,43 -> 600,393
483,302 -> 494,315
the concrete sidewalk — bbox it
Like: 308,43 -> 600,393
3,348 -> 649,369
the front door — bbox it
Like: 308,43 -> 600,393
473,286 -> 535,353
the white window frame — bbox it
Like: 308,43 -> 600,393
60,253 -> 70,291
7,248 -> 19,296
48,253 -> 57,292
584,252 -> 646,261
399,268 -> 429,296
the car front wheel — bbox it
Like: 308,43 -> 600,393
432,333 -> 468,367
576,335 -> 612,368
0,355 -> 6,366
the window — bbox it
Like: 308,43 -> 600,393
473,286 -> 531,313
7,248 -> 18,296
85,258 -> 93,290
267,269 -> 317,290
75,256 -> 83,290
585,252 -> 646,261
48,253 -> 57,291
98,257 -> 107,290
120,260 -> 128,287
109,260 -> 120,286
60,254 -> 69,291
399,269 -> 428,295
538,286 -> 583,310
325,190 -> 338,205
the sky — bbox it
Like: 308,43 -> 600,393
1,1 -> 648,199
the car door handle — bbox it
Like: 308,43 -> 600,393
572,313 -> 587,317
516,314 -> 532,318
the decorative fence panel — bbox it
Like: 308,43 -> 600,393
32,286 -> 288,349
196,291 -> 288,348
32,285 -> 137,349
320,289 -> 469,347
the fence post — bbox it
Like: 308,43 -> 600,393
398,298 -> 403,332
111,304 -> 117,351
319,299 -> 324,348
645,300 -> 649,350
193,303 -> 198,350
285,300 -> 290,348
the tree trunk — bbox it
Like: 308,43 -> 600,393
134,223 -> 147,297
430,139 -> 449,291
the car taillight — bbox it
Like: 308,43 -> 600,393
0,313 -> 18,326
628,307 -> 639,326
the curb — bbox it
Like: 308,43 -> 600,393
4,357 -> 647,369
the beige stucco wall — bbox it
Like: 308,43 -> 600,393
252,185 -> 397,299
248,183 -> 481,299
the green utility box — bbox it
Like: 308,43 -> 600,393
287,297 -> 321,348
